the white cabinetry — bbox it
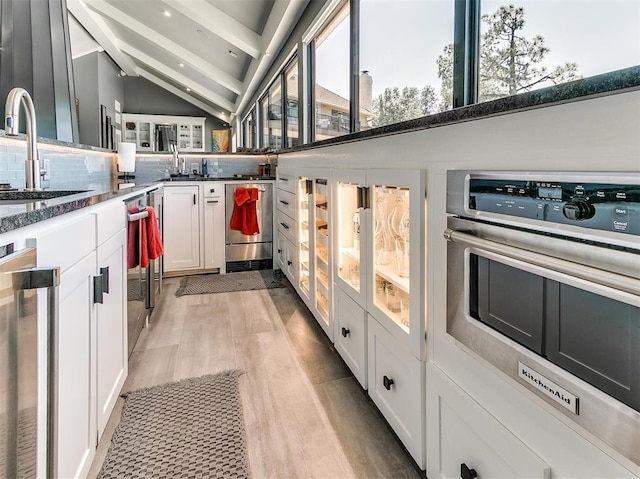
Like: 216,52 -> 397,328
35,199 -> 128,479
426,364 -> 551,479
203,184 -> 225,270
164,185 -> 201,272
37,214 -> 97,479
276,169 -> 298,286
122,114 -> 206,152
94,202 -> 127,440
334,288 -> 367,387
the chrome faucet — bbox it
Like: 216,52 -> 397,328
5,88 -> 41,190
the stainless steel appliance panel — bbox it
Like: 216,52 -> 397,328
147,188 -> 163,311
225,183 -> 273,245
125,194 -> 148,356
225,242 -> 273,262
445,170 -> 640,466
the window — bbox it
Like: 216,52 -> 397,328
242,109 -> 255,148
312,3 -> 350,141
268,78 -> 283,150
284,59 -> 299,147
477,1 -> 639,103
259,96 -> 269,148
360,0 -> 455,128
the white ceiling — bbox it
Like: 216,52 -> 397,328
68,0 -> 309,123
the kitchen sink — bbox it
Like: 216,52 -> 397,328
0,190 -> 88,204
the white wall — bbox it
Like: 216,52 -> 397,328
278,90 -> 640,477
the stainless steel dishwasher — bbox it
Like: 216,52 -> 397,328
225,183 -> 273,272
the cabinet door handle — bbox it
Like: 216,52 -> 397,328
287,260 -> 292,266
382,375 -> 394,390
100,266 -> 110,294
93,275 -> 104,304
207,200 -> 219,203
277,248 -> 282,253
280,222 -> 290,230
460,463 -> 478,479
280,200 -> 289,205
193,194 -> 197,205
341,327 -> 350,338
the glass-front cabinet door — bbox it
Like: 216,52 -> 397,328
334,170 -> 367,306
314,179 -> 331,329
367,169 -> 425,358
297,176 -> 312,301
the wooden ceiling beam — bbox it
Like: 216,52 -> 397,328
84,0 -> 243,95
67,0 -> 138,75
166,0 -> 262,59
137,68 -> 230,124
120,42 -> 236,113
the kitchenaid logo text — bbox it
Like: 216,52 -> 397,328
518,362 -> 579,414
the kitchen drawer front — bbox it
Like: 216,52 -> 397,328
276,188 -> 296,219
203,183 -> 222,198
335,288 -> 367,388
95,199 -> 125,246
277,171 -> 296,194
368,316 -> 424,467
426,365 -> 550,479
276,210 -> 296,244
36,213 -> 96,272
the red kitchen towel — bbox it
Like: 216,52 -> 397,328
145,206 -> 163,261
127,206 -> 140,269
230,187 -> 260,235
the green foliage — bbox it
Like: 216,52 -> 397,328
372,85 -> 439,127
437,4 -> 580,106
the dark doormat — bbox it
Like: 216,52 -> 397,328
98,371 -> 248,479
175,269 -> 287,297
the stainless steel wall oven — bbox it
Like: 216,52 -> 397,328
445,171 -> 640,466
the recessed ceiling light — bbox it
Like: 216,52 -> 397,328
163,10 -> 171,17
228,50 -> 238,58
186,87 -> 191,92
179,62 -> 184,68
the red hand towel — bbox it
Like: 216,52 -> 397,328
127,206 -> 140,269
230,187 -> 260,235
145,206 -> 164,260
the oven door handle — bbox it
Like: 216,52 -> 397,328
444,228 -> 640,298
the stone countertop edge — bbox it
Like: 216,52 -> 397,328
161,176 -> 276,182
277,66 -> 640,153
0,182 -> 161,235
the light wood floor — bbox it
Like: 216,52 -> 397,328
88,277 -> 424,479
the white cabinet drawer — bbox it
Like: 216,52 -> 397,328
276,188 -> 296,219
36,214 -> 96,272
276,210 -> 296,244
277,171 -> 296,194
94,199 -> 125,246
368,316 -> 424,467
335,288 -> 367,388
203,183 -> 223,198
426,364 -> 550,479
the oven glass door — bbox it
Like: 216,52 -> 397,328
468,251 -> 640,411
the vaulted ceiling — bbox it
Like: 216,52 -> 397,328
67,0 -> 309,124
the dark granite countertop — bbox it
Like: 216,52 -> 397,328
0,181 -> 161,234
161,175 -> 275,182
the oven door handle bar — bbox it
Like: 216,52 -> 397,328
128,211 -> 149,222
444,228 -> 640,298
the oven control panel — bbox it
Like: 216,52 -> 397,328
468,178 -> 640,235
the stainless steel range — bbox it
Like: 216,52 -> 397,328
445,171 -> 640,465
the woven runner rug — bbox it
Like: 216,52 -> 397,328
98,371 -> 248,479
175,269 -> 286,297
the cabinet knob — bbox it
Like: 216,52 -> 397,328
341,327 -> 350,338
287,260 -> 292,266
460,463 -> 478,479
382,375 -> 394,390
277,249 -> 282,253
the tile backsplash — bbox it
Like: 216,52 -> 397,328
0,137 -> 275,189
0,140 -> 113,189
